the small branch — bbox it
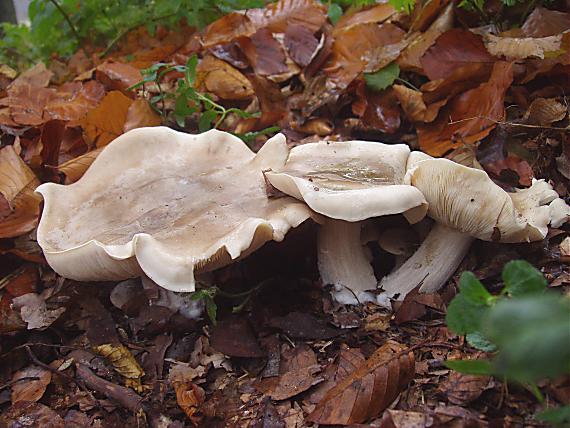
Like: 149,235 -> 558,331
48,0 -> 81,44
447,115 -> 570,132
0,376 -> 40,391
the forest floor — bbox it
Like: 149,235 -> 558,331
0,1 -> 569,427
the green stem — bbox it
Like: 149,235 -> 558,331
48,0 -> 81,44
527,382 -> 544,403
395,77 -> 420,92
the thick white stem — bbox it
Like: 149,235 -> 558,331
378,223 -> 474,304
318,219 -> 377,305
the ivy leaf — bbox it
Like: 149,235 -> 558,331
328,3 -> 343,25
445,359 -> 494,375
364,62 -> 400,91
502,260 -> 547,297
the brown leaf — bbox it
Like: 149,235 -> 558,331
210,315 -> 265,358
45,80 -> 105,122
239,28 -> 291,77
96,61 -> 142,92
420,29 -> 495,81
196,55 -> 254,100
393,84 -> 442,123
0,145 -> 41,238
80,90 -> 133,147
483,155 -> 534,187
521,7 -> 570,38
202,0 -> 327,48
333,3 -> 395,33
93,344 -> 145,392
377,409 -> 435,428
438,371 -> 493,405
174,382 -> 206,422
56,148 -> 103,184
123,99 -> 162,132
353,84 -> 401,133
418,61 -> 513,156
0,401 -> 64,428
12,292 -> 66,330
308,341 -> 415,425
523,97 -> 567,125
394,286 -> 445,325
284,24 -> 320,67
11,366 -> 52,404
268,311 -> 341,340
325,23 -> 405,89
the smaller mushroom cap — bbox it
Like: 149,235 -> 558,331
36,127 -> 314,292
404,158 -> 560,242
265,141 -> 428,223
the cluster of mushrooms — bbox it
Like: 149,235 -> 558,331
36,127 -> 570,307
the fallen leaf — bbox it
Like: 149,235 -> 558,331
11,292 -> 66,330
521,7 -> 570,38
394,286 -> 445,324
418,61 -> 513,156
268,311 -> 341,340
483,155 -> 534,187
96,61 -> 142,92
377,409 -> 435,427
3,265 -> 38,296
0,401 -> 64,428
308,341 -> 415,425
420,29 -> 495,81
333,3 -> 395,33
239,28 -> 291,77
393,84 -> 444,123
523,97 -> 567,125
353,84 -> 401,133
210,315 -> 265,358
11,366 -> 52,404
45,80 -> 106,122
93,344 -> 145,392
80,90 -> 133,147
56,148 -> 104,184
0,146 -> 41,238
196,55 -> 254,100
123,99 -> 162,132
438,371 -> 494,405
284,24 -> 320,67
484,33 -> 562,60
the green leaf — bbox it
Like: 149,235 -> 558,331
445,359 -> 494,376
206,298 -> 217,326
198,110 -> 219,132
482,294 -> 570,382
388,0 -> 416,14
502,260 -> 547,297
446,294 -> 488,335
328,3 -> 343,25
185,54 -> 198,86
364,62 -> 400,91
459,272 -> 494,304
466,332 -> 497,352
536,406 -> 570,427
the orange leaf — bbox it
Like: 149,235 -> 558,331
81,91 -> 133,147
308,341 -> 415,425
333,3 -> 395,34
0,146 -> 41,238
196,56 -> 254,100
56,148 -> 104,184
418,61 -> 514,156
46,81 -> 105,122
123,99 -> 162,132
11,366 -> 52,404
96,61 -> 142,92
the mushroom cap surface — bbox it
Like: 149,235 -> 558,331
36,127 -> 313,291
265,141 -> 428,223
404,158 -> 560,242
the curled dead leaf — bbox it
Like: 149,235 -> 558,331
56,148 -> 103,184
0,146 -> 41,238
11,292 -> 66,330
523,97 -> 567,125
333,3 -> 395,34
93,343 -> 145,392
484,33 -> 563,60
393,84 -> 441,123
196,55 -> 254,100
308,340 -> 415,425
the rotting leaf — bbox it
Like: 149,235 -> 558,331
418,61 -> 513,156
11,366 -> 52,404
0,146 -> 41,238
80,90 -> 133,147
93,344 -> 146,392
308,340 -> 415,425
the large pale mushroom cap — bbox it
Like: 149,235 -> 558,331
36,127 -> 313,292
404,158 -> 560,242
264,141 -> 428,223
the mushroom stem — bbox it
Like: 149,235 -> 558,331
378,223 -> 474,304
318,219 -> 377,304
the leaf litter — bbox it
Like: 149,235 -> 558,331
0,0 -> 570,427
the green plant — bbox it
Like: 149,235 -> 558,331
445,260 -> 570,423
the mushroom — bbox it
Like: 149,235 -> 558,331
378,157 -> 569,303
36,127 -> 314,292
264,140 -> 428,304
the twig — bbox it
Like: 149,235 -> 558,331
447,115 -> 570,131
0,376 -> 40,391
48,0 -> 81,44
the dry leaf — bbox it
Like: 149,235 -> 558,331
123,99 -> 162,132
196,55 -> 254,100
521,7 -> 570,38
0,145 -> 41,238
523,97 -> 567,125
93,343 -> 145,392
170,365 -> 206,422
308,340 -> 415,425
46,80 -> 105,122
418,61 -> 513,156
393,84 -> 442,123
80,90 -> 133,147
96,61 -> 142,92
378,409 -> 435,427
56,148 -> 104,184
483,155 -> 534,187
438,371 -> 494,405
11,366 -> 52,404
420,29 -> 495,81
0,401 -> 64,428
11,292 -> 66,330
284,24 -> 321,67
484,33 -> 562,60
333,3 -> 395,33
